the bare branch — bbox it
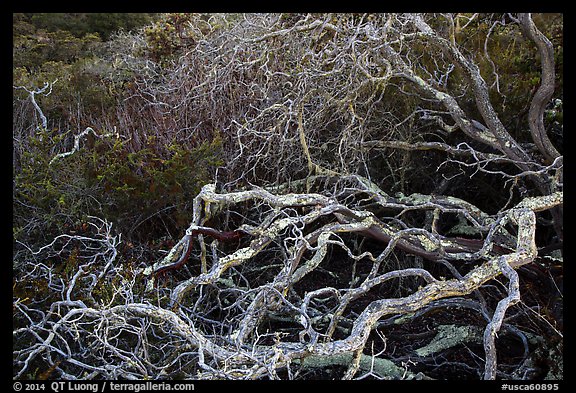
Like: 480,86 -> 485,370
517,13 -> 561,163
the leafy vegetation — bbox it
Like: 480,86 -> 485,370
13,13 -> 223,245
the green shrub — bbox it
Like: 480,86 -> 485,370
14,129 -> 223,245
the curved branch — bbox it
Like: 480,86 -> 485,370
49,127 -> 114,166
408,14 -> 533,166
518,13 -> 561,163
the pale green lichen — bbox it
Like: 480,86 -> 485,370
447,215 -> 483,236
415,324 -> 482,357
393,312 -> 417,324
514,192 -> 563,212
294,352 -> 431,379
416,234 -> 439,252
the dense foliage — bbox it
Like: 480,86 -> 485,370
14,13 -> 224,245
